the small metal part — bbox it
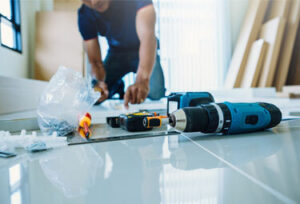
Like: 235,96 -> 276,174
169,114 -> 176,127
26,141 -> 48,153
0,151 -> 17,158
169,110 -> 187,131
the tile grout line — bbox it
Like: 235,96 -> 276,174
183,135 -> 296,204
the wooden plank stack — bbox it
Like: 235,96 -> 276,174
226,0 -> 300,97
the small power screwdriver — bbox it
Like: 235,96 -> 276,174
144,102 -> 282,134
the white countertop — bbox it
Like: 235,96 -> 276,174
0,96 -> 300,204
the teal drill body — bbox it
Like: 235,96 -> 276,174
224,102 -> 278,134
170,102 -> 282,134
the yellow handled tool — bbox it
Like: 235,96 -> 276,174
78,113 -> 92,139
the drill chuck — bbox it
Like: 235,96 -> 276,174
169,102 -> 282,134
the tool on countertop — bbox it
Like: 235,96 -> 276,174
167,92 -> 214,115
106,92 -> 214,132
145,102 -> 282,134
143,115 -> 168,129
107,112 -> 163,131
119,112 -> 160,132
78,113 -> 92,139
107,112 -> 163,132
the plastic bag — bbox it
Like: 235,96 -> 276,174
37,66 -> 100,136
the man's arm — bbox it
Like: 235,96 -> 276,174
124,5 -> 157,108
84,38 -> 109,102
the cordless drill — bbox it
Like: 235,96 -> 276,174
144,102 -> 282,134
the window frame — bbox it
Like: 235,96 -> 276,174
0,0 -> 22,54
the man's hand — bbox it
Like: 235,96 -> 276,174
84,38 -> 109,103
124,79 -> 149,109
95,81 -> 109,103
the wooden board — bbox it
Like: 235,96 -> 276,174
287,23 -> 300,85
276,92 -> 300,98
273,0 -> 300,91
54,0 -> 82,11
258,17 -> 286,87
225,0 -> 269,88
265,0 -> 290,20
35,11 -> 84,81
240,39 -> 268,88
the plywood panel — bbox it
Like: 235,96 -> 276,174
225,0 -> 269,88
273,0 -> 300,91
35,11 -> 84,81
258,17 -> 286,87
287,22 -> 300,85
276,91 -> 300,98
54,0 -> 82,11
240,39 -> 268,88
265,0 -> 290,20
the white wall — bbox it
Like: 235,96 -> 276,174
229,0 -> 249,53
0,0 -> 53,79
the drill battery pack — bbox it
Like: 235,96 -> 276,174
119,112 -> 157,132
167,92 -> 215,115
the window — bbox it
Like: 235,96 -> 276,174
155,0 -> 231,92
0,0 -> 22,53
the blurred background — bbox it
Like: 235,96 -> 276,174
0,0 -> 299,93
0,0 -> 248,92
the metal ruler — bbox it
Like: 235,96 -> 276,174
68,130 -> 180,146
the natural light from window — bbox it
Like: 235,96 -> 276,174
158,0 -> 223,92
9,164 -> 22,204
0,0 -> 22,52
0,0 -> 12,19
1,19 -> 14,48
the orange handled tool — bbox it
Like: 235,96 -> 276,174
78,113 -> 92,139
143,115 -> 168,129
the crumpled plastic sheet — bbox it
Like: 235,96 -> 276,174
0,130 -> 67,153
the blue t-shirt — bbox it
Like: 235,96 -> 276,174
78,0 -> 152,52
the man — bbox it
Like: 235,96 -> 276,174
78,0 -> 165,108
